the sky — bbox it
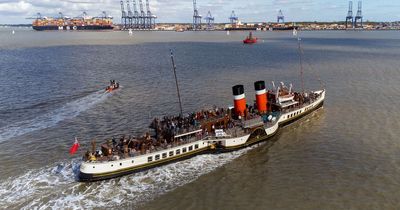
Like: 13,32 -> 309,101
0,0 -> 399,24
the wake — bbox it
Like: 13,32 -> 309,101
0,144 -> 260,209
0,90 -> 110,143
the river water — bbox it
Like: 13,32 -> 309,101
0,28 -> 399,209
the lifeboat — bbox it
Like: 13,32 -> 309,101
243,32 -> 257,44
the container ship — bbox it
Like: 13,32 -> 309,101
30,12 -> 114,31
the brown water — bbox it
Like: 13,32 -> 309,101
0,28 -> 399,209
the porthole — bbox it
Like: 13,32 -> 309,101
93,166 -> 95,169
120,163 -> 122,166
132,160 -> 134,163
111,164 -> 113,167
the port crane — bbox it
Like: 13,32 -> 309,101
193,0 -> 202,30
229,10 -> 238,25
204,11 -> 214,30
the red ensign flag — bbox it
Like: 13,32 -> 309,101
69,137 -> 80,155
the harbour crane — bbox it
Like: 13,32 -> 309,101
229,10 -> 238,25
277,10 -> 284,23
132,0 -> 140,28
139,0 -> 146,29
204,11 -> 214,30
120,0 -> 127,28
193,0 -> 202,30
146,0 -> 157,29
345,1 -> 353,28
354,1 -> 363,28
126,0 -> 133,28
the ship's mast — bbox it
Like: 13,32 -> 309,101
293,29 -> 305,93
294,29 -> 324,91
169,50 -> 183,117
297,36 -> 305,93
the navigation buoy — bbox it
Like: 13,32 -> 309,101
128,29 -> 133,36
12,30 -> 15,34
227,30 -> 230,35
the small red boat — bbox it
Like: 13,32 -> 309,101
106,80 -> 119,92
243,32 -> 257,44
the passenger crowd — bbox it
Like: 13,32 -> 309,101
85,106 -> 235,161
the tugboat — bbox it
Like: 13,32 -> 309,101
78,42 -> 326,181
106,80 -> 119,92
243,32 -> 257,44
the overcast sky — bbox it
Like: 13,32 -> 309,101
0,0 -> 399,24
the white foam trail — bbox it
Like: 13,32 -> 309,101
0,144 -> 262,209
0,90 -> 110,142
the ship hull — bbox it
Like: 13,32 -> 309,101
243,39 -> 257,44
271,26 -> 299,31
32,25 -> 114,31
32,26 -> 59,31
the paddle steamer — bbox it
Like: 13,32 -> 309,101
79,81 -> 325,181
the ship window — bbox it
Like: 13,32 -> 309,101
169,151 -> 174,156
111,164 -> 113,167
189,146 -> 193,151
93,166 -> 95,169
155,155 -> 160,160
162,153 -> 167,158
182,147 -> 187,153
132,160 -> 134,163
176,149 -> 181,155
148,156 -> 153,162
120,163 -> 122,166
195,144 -> 199,149
287,115 -> 289,118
